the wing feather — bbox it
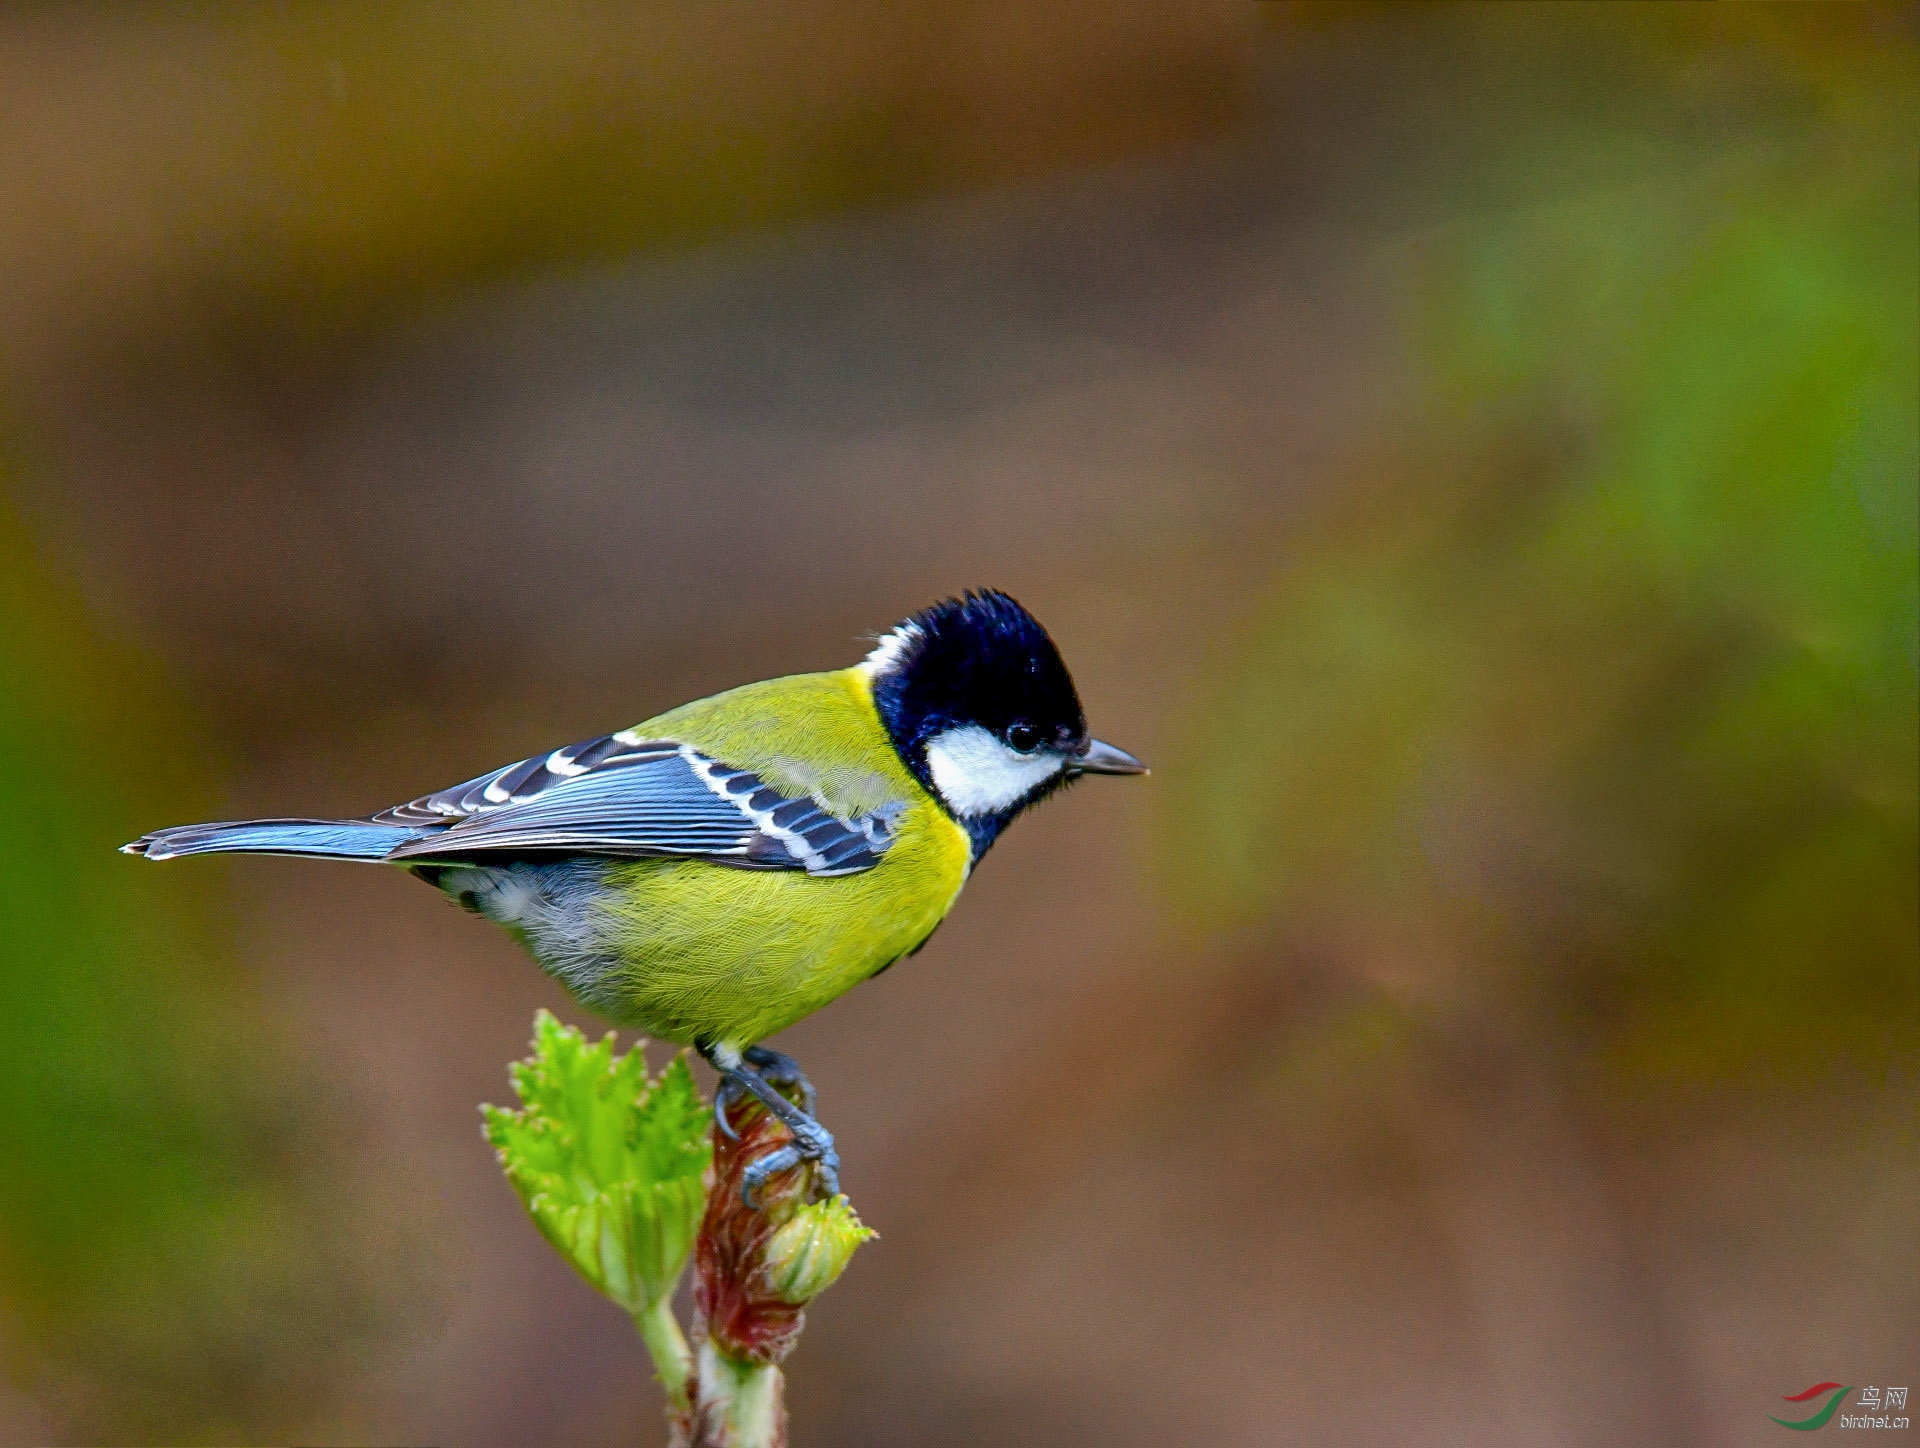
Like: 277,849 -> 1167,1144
383,734 -> 898,875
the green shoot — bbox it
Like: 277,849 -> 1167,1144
483,1009 -> 711,1408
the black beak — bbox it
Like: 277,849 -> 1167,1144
1067,738 -> 1148,776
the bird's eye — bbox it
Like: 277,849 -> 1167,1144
1006,721 -> 1040,753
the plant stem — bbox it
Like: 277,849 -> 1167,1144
634,1294 -> 694,1412
692,1339 -> 786,1448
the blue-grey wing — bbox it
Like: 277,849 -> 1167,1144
382,735 -> 898,877
374,732 -> 676,825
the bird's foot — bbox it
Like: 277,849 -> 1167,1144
709,1046 -> 817,1139
702,1045 -> 840,1207
740,1114 -> 841,1209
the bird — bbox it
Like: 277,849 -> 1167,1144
125,589 -> 1145,1203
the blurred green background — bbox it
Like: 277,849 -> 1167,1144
0,5 -> 1912,1445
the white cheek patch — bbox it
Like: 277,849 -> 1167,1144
923,724 -> 1065,818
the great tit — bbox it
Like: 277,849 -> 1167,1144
126,590 -> 1145,1202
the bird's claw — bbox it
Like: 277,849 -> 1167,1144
713,1077 -> 742,1141
742,1045 -> 817,1116
740,1145 -> 803,1209
701,1044 -> 837,1208
707,1047 -> 816,1143
740,1136 -> 841,1209
809,1145 -> 842,1201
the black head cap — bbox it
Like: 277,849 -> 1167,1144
865,590 -> 1090,851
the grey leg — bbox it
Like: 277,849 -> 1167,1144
701,1046 -> 841,1206
709,1045 -> 819,1136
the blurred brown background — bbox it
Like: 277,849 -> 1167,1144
1,5 -> 1914,1445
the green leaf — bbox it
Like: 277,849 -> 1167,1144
482,1010 -> 711,1313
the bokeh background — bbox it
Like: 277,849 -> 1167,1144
1,5 -> 1914,1445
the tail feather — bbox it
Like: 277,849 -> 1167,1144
123,818 -> 426,862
